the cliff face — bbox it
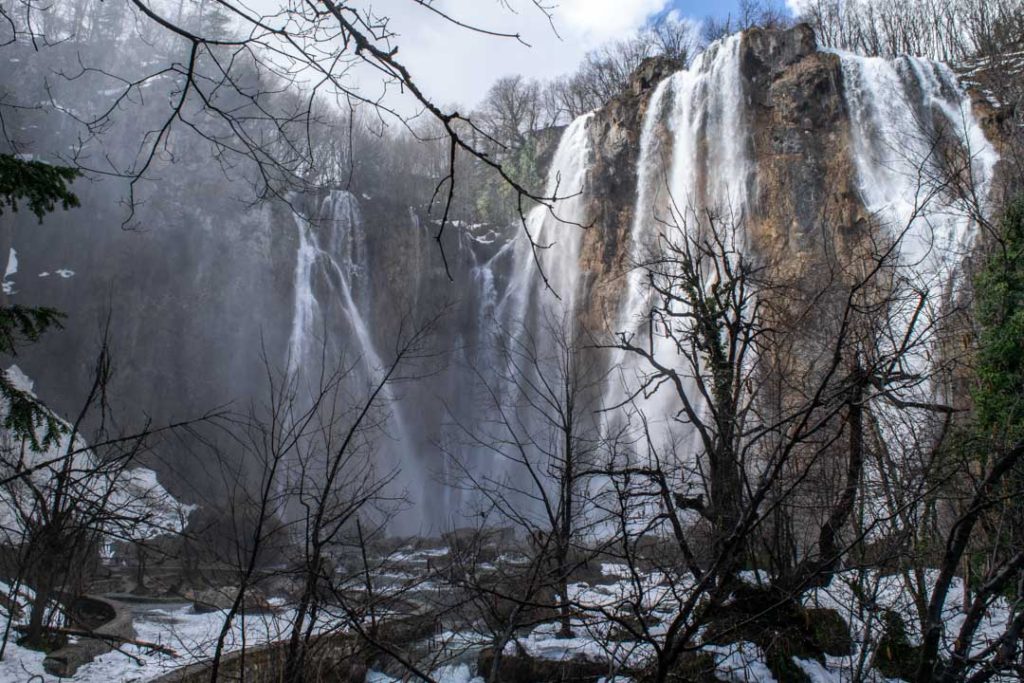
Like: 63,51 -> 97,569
570,23 -> 1006,337
5,25 -> 1006,529
575,55 -> 681,332
574,27 -> 869,323
741,26 -> 863,276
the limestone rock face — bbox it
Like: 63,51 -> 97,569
573,24 -> 1004,332
575,57 -> 678,332
742,27 -> 871,301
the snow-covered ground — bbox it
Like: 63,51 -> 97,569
0,548 -> 1017,682
0,365 -> 192,548
0,591 -> 295,682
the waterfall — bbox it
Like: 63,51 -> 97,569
278,38 -> 998,534
496,112 -> 595,330
286,191 -> 420,507
835,51 -> 998,462
837,52 -> 997,297
474,261 -> 499,324
288,191 -> 377,378
284,113 -> 595,530
604,34 -> 752,473
666,34 -> 752,224
440,113 -> 594,523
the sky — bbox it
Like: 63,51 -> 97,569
339,0 -> 775,109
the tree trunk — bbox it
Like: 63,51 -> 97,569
134,544 -> 147,594
24,573 -> 52,649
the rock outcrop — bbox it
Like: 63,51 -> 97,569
7,24 -> 1010,533
42,595 -> 135,677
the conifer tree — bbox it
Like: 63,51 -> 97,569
0,153 -> 79,449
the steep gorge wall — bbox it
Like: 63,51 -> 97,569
573,24 -> 982,332
572,21 -> 1013,328
4,24 -> 1007,529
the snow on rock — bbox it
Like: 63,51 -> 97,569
3,247 -> 16,294
0,364 -> 192,546
504,620 -> 653,670
600,563 -> 633,578
569,571 -> 686,617
705,642 -> 777,682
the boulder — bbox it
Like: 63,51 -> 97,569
871,609 -> 926,680
42,595 -> 134,678
477,647 -> 611,683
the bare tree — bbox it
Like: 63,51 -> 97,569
797,0 -> 1024,62
702,0 -> 791,44
444,310 -> 609,649
585,182 -> 990,679
0,337 -> 209,653
476,76 -> 544,152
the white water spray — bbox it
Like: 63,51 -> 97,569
603,34 -> 753,473
836,51 -> 997,456
496,112 -> 595,330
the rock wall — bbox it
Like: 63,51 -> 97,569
4,24 -> 1009,529
574,23 -> 1008,331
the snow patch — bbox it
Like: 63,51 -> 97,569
3,248 -> 17,294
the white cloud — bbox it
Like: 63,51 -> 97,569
555,0 -> 670,41
245,0 -> 674,109
352,0 -> 673,107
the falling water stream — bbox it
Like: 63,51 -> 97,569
835,51 -> 998,459
838,52 -> 996,297
281,39 -> 997,530
495,112 -> 596,331
602,34 -> 752,484
287,191 -> 420,510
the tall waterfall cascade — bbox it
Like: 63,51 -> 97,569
833,51 -> 998,492
447,112 -> 597,523
288,191 -> 368,378
495,112 -> 596,331
286,191 -> 420,516
602,34 -> 752,472
279,33 -> 998,532
838,53 -> 997,289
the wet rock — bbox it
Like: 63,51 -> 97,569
477,646 -> 611,683
872,609 -> 926,680
741,23 -> 818,82
42,595 -> 134,678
